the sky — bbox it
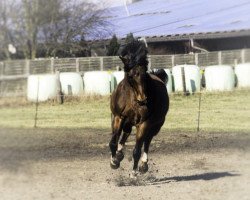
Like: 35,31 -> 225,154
88,0 -> 131,8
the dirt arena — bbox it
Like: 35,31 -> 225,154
0,128 -> 249,200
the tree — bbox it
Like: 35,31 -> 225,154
0,0 -> 20,60
107,35 -> 120,56
0,0 -> 111,60
125,33 -> 135,44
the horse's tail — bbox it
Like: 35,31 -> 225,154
149,69 -> 168,84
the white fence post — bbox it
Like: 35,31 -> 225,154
26,60 -> 30,76
51,58 -> 55,73
241,49 -> 245,63
76,58 -> 80,72
218,51 -> 222,65
0,62 -> 4,78
195,53 -> 198,66
100,57 -> 104,71
171,55 -> 175,67
148,55 -> 151,70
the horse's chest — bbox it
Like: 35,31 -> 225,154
124,104 -> 149,125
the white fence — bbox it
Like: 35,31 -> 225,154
0,49 -> 250,96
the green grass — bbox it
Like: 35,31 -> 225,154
0,90 -> 250,132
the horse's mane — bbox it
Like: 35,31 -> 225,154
119,39 -> 148,72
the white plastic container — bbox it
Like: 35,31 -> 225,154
164,69 -> 173,94
83,71 -> 114,95
172,65 -> 201,93
113,71 -> 124,86
205,65 -> 235,91
60,72 -> 83,95
235,63 -> 250,88
27,74 -> 58,102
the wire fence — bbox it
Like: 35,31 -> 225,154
0,48 -> 250,97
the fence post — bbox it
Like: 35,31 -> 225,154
25,60 -> 30,76
56,70 -> 63,104
195,53 -> 198,66
0,62 -> 3,95
76,58 -> 80,72
218,51 -> 222,65
148,55 -> 151,70
0,62 -> 4,77
181,67 -> 188,95
51,58 -> 55,73
234,59 -> 238,66
171,55 -> 175,67
100,57 -> 104,71
241,49 -> 245,63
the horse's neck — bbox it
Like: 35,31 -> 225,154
124,73 -> 148,102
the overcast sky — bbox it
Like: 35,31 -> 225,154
88,0 -> 127,8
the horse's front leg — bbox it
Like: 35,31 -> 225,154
109,116 -> 124,169
116,122 -> 132,162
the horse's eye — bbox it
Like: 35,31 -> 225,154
135,72 -> 139,77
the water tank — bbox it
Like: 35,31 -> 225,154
235,63 -> 250,88
172,65 -> 201,93
113,71 -> 124,87
27,74 -> 58,102
164,69 -> 173,94
205,65 -> 235,91
83,71 -> 114,95
60,72 -> 84,95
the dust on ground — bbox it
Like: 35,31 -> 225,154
0,128 -> 249,200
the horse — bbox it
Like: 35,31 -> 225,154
109,40 -> 169,177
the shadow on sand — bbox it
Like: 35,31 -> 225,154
146,171 -> 240,185
116,171 -> 240,187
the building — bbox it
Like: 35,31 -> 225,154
92,0 -> 250,55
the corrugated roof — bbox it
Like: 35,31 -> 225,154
92,0 -> 250,41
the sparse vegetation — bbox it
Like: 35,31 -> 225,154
0,89 -> 250,132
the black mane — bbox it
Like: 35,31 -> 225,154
119,39 -> 148,72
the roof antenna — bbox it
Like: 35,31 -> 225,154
123,0 -> 130,16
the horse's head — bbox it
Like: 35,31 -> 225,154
119,39 -> 149,102
119,39 -> 148,71
119,39 -> 148,82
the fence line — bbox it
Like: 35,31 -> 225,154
0,48 -> 250,97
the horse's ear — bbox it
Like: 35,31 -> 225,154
119,56 -> 128,65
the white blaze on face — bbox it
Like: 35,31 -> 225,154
141,152 -> 148,162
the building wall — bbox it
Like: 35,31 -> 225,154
147,36 -> 250,55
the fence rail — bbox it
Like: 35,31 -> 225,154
0,48 -> 250,97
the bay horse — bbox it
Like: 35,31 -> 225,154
109,40 -> 169,177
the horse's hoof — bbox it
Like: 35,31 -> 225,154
110,162 -> 120,169
110,157 -> 120,169
116,151 -> 124,162
139,162 -> 148,174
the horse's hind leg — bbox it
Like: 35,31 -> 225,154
139,135 -> 153,174
109,116 -> 124,169
131,138 -> 144,177
139,126 -> 161,174
131,124 -> 145,177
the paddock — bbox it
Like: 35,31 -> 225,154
0,90 -> 250,199
0,128 -> 249,199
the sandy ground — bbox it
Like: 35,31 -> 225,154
0,128 -> 249,200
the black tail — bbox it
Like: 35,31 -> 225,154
149,69 -> 168,84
